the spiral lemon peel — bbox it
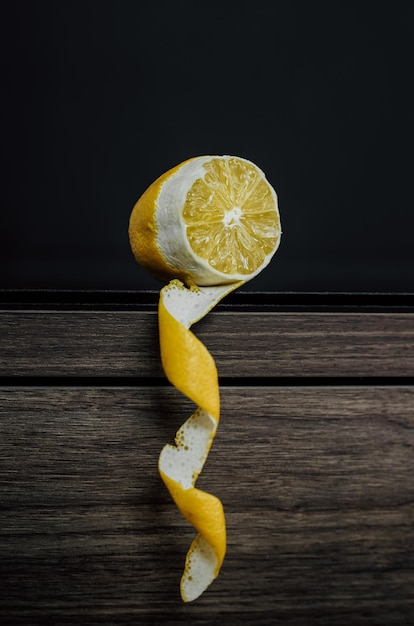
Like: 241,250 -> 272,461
158,279 -> 242,601
128,155 -> 281,602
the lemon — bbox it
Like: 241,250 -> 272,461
129,155 -> 281,286
129,155 -> 281,602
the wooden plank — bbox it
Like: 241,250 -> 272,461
1,386 -> 413,624
1,310 -> 413,378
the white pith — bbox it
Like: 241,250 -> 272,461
223,206 -> 242,227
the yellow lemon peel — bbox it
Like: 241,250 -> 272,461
158,280 -> 238,601
129,155 -> 281,602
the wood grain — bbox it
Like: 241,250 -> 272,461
1,310 -> 414,378
1,293 -> 413,623
0,386 -> 413,625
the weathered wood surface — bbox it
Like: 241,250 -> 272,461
0,386 -> 413,625
1,292 -> 413,624
1,309 -> 414,378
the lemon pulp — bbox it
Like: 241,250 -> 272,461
182,157 -> 280,276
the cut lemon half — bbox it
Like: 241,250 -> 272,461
129,155 -> 281,602
129,155 -> 281,287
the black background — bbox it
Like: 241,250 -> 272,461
2,1 -> 413,293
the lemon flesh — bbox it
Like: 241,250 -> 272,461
183,157 -> 280,276
152,155 -> 281,286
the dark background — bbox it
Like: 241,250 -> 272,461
1,0 -> 413,293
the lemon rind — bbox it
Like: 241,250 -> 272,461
158,279 -> 240,601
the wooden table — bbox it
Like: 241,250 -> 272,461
1,291 -> 413,625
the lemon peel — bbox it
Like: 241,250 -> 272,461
129,155 -> 281,601
158,280 -> 238,601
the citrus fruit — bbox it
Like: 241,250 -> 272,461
129,155 -> 281,602
129,155 -> 281,287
